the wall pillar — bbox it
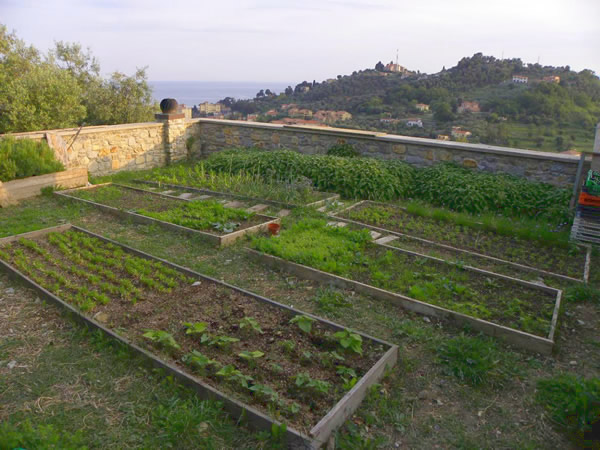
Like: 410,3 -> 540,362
155,113 -> 188,164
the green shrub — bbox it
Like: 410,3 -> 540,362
437,334 -> 516,386
327,143 -> 360,158
536,374 -> 600,446
412,163 -> 570,222
0,420 -> 87,449
203,149 -> 570,222
203,149 -> 415,200
0,137 -> 64,182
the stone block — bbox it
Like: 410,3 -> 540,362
393,144 -> 407,155
462,158 -> 478,168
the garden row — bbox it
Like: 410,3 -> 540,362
56,184 -> 281,246
249,218 -> 562,354
202,149 -> 572,223
333,201 -> 589,282
0,226 -> 397,447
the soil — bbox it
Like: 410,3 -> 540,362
67,185 -> 271,236
340,202 -> 586,278
0,231 -> 386,434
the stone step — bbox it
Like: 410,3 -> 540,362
316,206 -> 327,212
374,235 -> 399,245
224,200 -> 246,208
327,221 -> 347,228
178,192 -> 194,199
160,190 -> 176,195
277,209 -> 291,217
369,230 -> 382,240
247,204 -> 269,213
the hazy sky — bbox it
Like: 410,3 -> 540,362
1,0 -> 599,85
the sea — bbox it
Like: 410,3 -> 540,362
149,81 -> 290,106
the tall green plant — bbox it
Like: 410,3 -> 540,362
0,137 -> 64,181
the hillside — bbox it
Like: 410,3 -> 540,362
222,54 -> 600,152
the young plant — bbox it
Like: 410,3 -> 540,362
239,316 -> 263,334
333,329 -> 363,355
182,350 -> 220,374
249,383 -> 279,404
279,340 -> 296,354
142,330 -> 181,352
239,350 -> 265,368
289,314 -> 316,334
183,321 -> 209,335
294,372 -> 331,396
216,365 -> 254,388
201,334 -> 240,350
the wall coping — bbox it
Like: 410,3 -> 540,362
197,118 -> 582,164
1,121 -> 164,139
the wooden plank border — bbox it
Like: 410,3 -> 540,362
330,200 -> 588,284
246,248 -> 561,355
54,183 -> 280,247
133,179 -> 340,209
0,225 -> 398,449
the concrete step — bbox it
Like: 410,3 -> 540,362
327,221 -> 347,228
224,200 -> 246,208
369,230 -> 382,239
277,209 -> 291,217
374,235 -> 398,245
160,190 -> 176,195
178,193 -> 194,199
247,204 -> 269,213
316,206 -> 327,212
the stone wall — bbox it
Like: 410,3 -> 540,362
6,118 -> 201,176
2,117 -> 588,187
196,119 -> 587,187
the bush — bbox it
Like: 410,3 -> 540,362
536,374 -> 600,446
0,137 -> 64,182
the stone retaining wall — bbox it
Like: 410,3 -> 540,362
196,119 -> 587,187
2,118 -> 587,187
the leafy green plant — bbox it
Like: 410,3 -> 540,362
279,340 -> 295,354
183,321 -> 209,335
294,372 -> 331,396
212,221 -> 240,233
201,334 -> 240,350
250,383 -> 279,403
314,288 -> 351,312
565,284 -> 600,305
333,329 -> 363,355
327,143 -> 360,158
182,350 -> 220,374
216,364 -> 253,388
536,374 -> 600,446
289,314 -> 316,334
142,330 -> 181,352
239,350 -> 265,368
239,316 -> 263,334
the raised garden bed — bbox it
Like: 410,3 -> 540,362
0,224 -> 397,448
249,219 -> 562,354
0,167 -> 88,207
133,179 -> 339,209
332,200 -> 590,284
54,183 -> 280,247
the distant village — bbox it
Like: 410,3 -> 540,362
187,70 -> 562,143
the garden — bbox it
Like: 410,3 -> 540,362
1,145 -> 599,449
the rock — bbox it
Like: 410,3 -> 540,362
423,316 -> 431,323
577,320 -> 585,326
93,312 -> 109,323
192,281 -> 202,286
7,360 -> 16,369
569,360 -> 577,366
5,288 -> 14,295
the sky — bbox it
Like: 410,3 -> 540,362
1,0 -> 599,85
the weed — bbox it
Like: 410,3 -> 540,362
314,288 -> 351,312
239,316 -> 263,334
565,284 -> 600,305
536,374 -> 600,446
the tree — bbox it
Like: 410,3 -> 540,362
432,101 -> 455,122
284,86 -> 293,96
375,61 -> 384,72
